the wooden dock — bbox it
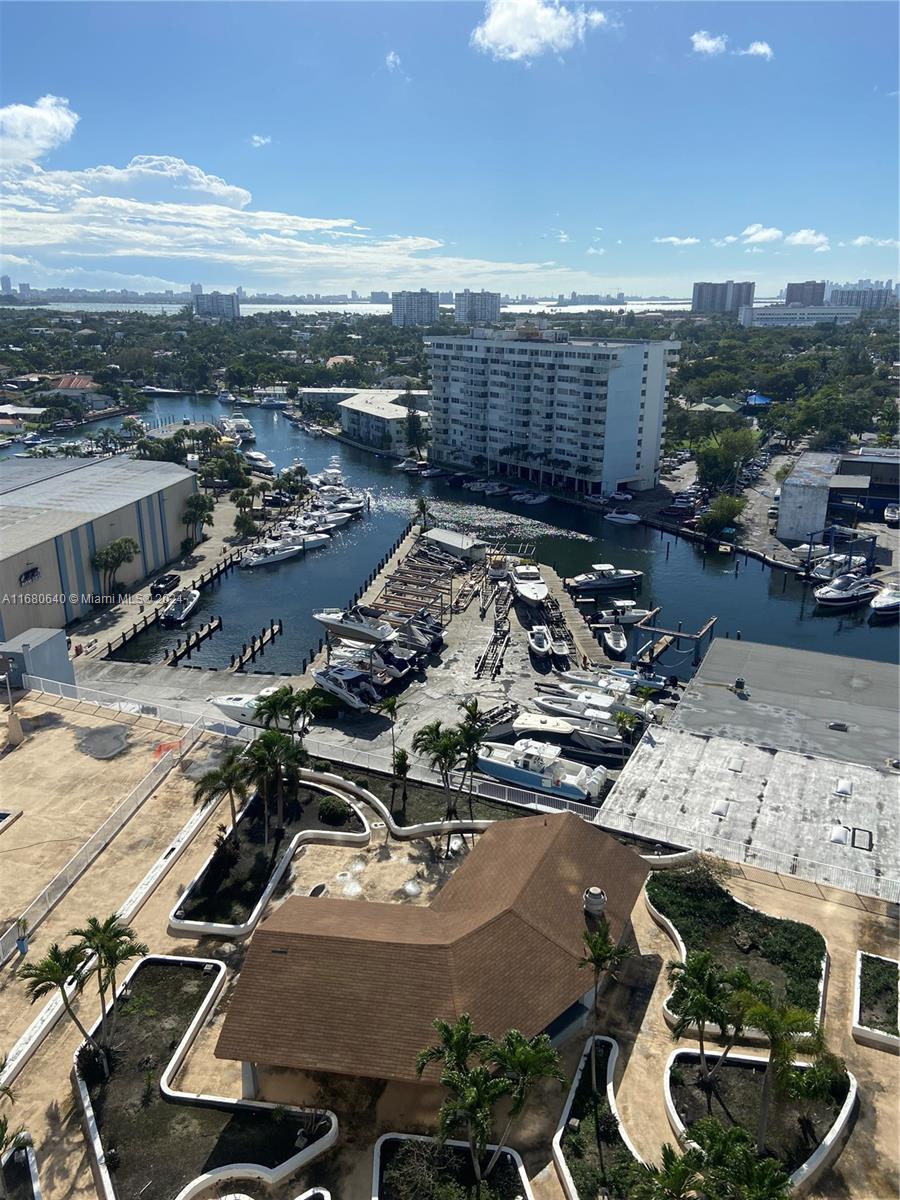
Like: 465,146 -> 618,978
542,564 -> 606,666
164,616 -> 223,666
231,619 -> 284,672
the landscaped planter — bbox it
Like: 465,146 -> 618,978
851,951 -> 900,1053
1,1137 -> 42,1200
73,955 -> 338,1200
371,1132 -> 533,1200
645,868 -> 829,1042
551,1036 -> 643,1200
664,1049 -> 858,1195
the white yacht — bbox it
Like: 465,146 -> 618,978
603,509 -> 641,525
814,574 -> 880,608
596,600 -> 653,625
526,625 -> 552,658
809,554 -> 868,581
569,564 -> 643,591
230,414 -> 256,442
870,585 -> 900,617
216,390 -> 237,405
159,587 -> 200,626
510,564 -> 549,607
792,543 -> 830,562
210,686 -> 293,729
244,450 -> 276,474
477,739 -> 607,801
277,530 -> 331,551
313,607 -> 398,644
312,665 -> 382,710
239,541 -> 302,568
601,626 -> 628,657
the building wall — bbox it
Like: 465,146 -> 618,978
0,473 -> 195,639
339,404 -> 429,454
0,629 -> 75,686
740,304 -> 862,328
776,477 -> 830,542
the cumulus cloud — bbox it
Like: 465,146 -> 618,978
586,246 -> 605,255
711,235 -> 738,246
653,235 -> 700,246
471,0 -> 608,63
0,94 -> 79,165
740,223 -> 783,244
385,50 -> 401,71
690,30 -> 727,56
784,228 -> 830,250
745,247 -> 764,254
737,41 -> 773,60
555,229 -> 571,243
250,134 -> 271,148
844,235 -> 899,248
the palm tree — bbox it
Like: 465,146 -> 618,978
376,696 -> 403,762
411,720 -> 462,851
631,1142 -> 702,1200
689,1117 -> 792,1200
456,699 -> 488,825
0,1114 -> 26,1200
253,685 -> 292,732
578,920 -> 633,1091
283,688 -> 327,741
392,747 -> 410,818
19,943 -> 104,1066
0,1056 -> 13,1106
415,1013 -> 493,1078
68,914 -> 148,1055
193,747 -> 249,841
414,495 -> 434,531
100,923 -> 149,1050
483,1029 -> 564,1176
242,732 -> 282,848
436,1064 -> 509,1192
667,951 -> 730,1084
742,988 -> 821,1154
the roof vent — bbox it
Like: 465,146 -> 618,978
829,824 -> 849,845
711,798 -> 731,818
834,778 -> 853,797
584,886 -> 608,916
727,756 -> 745,773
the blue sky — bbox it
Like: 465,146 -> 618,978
1,1 -> 897,296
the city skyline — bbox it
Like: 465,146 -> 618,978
1,1 -> 897,295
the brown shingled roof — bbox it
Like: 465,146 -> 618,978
215,812 -> 648,1083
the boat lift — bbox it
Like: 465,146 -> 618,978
798,526 -> 879,576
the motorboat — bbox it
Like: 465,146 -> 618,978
527,624 -> 552,658
792,543 -> 830,561
884,503 -> 899,528
603,509 -> 641,525
568,564 -> 643,592
596,600 -> 652,625
464,479 -> 491,492
239,541 -> 302,568
813,574 -> 881,609
486,712 -> 627,762
482,482 -> 511,496
230,414 -> 256,442
550,633 -> 570,659
488,554 -> 514,581
291,510 -> 351,530
330,640 -> 418,680
522,493 -> 550,505
313,607 -> 398,644
809,554 -> 868,581
511,564 -> 549,607
312,665 -> 382,710
601,626 -> 628,657
869,585 -> 900,617
216,390 -> 237,405
477,739 -> 607,801
244,450 -> 276,474
420,466 -> 444,478
159,587 -> 200,626
534,691 -> 619,721
607,665 -> 672,691
394,458 -> 424,472
210,686 -> 296,729
552,676 -> 634,701
509,491 -> 532,502
278,530 -> 331,551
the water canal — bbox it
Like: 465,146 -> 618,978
7,393 -> 897,674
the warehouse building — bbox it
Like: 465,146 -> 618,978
0,457 -> 196,640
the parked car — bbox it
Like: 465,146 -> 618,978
607,490 -> 634,502
150,572 -> 180,599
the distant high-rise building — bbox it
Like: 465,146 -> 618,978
785,280 -> 826,306
438,291 -> 453,304
391,289 -> 440,327
691,280 -> 755,314
370,291 -> 390,304
235,286 -> 245,300
18,283 -> 31,298
454,289 -> 501,324
0,275 -> 11,295
192,291 -> 240,320
190,282 -> 203,296
829,288 -> 896,310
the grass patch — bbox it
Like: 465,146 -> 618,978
379,1137 -> 522,1200
83,961 -> 328,1200
179,785 -> 363,925
670,1053 -> 848,1174
859,954 -> 899,1036
560,1042 -> 643,1200
348,770 -> 524,828
646,866 -> 826,1010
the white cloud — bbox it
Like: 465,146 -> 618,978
784,228 -> 830,250
745,247 -> 764,254
844,235 -> 899,248
711,235 -> 738,246
737,41 -> 774,60
741,223 -> 783,244
555,229 -> 571,243
0,94 -> 79,165
250,134 -> 271,148
471,0 -> 608,63
586,246 -> 605,255
690,30 -> 727,56
653,235 -> 700,246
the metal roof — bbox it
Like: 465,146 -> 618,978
0,456 -> 193,561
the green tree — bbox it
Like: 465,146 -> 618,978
392,747 -> 410,818
233,510 -> 257,540
0,1114 -> 27,1200
436,1064 -> 508,1194
667,952 -> 730,1084
578,921 -> 633,1091
283,687 -> 327,741
414,495 -> 434,531
696,495 -> 747,537
91,536 -> 140,595
68,915 -> 148,1055
181,492 -> 215,544
405,409 -> 430,459
742,988 -> 821,1154
376,695 -> 403,762
456,699 -> 488,825
415,1013 -> 494,1079
19,943 -> 105,1067
411,720 -> 462,846
193,746 -> 249,841
484,1029 -> 564,1176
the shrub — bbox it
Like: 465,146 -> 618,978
569,1160 -> 604,1200
317,795 -> 353,827
859,954 -> 899,1036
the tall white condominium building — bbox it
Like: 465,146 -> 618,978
192,291 -> 240,320
426,325 -> 680,495
391,289 -> 440,327
829,288 -> 896,310
454,289 -> 501,324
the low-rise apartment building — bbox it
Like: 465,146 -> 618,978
337,389 -> 430,454
425,324 -> 679,494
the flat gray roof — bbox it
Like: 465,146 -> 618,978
785,451 -> 841,488
0,456 -> 193,561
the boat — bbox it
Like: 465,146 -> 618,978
869,586 -> 900,618
159,587 -> 200,626
813,574 -> 881,609
809,554 -> 868,581
312,665 -> 382,710
595,600 -> 652,625
394,458 -> 424,472
510,564 -> 549,607
313,607 -> 398,644
216,390 -> 237,405
486,712 -> 627,762
477,738 -> 607,801
792,543 -> 830,562
603,508 -> 641,525
607,665 -> 672,691
482,482 -> 510,496
522,493 -> 550,505
210,686 -> 294,728
509,491 -> 532,502
550,634 -> 570,659
419,467 -> 444,478
257,395 -> 291,409
464,479 -> 491,491
527,624 -> 552,658
568,564 -> 643,592
277,530 -> 331,551
534,691 -> 619,721
244,450 -> 276,474
230,414 -> 256,442
239,541 -> 303,568
885,503 -> 899,528
601,626 -> 628,657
